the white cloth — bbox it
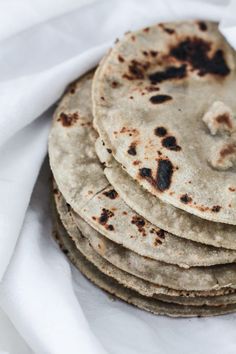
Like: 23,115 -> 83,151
0,0 -> 236,353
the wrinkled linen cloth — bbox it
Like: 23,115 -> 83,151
0,0 -> 236,353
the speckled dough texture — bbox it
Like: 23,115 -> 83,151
92,21 -> 236,225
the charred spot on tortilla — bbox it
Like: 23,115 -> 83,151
131,215 -> 145,227
162,136 -> 181,151
139,167 -> 152,178
150,94 -> 172,104
216,114 -> 233,129
57,112 -> 79,127
170,37 -> 230,76
150,50 -> 158,57
156,159 -> 174,191
154,127 -> 167,137
159,23 -> 175,35
106,148 -> 112,153
131,215 -> 146,236
154,238 -> 162,246
111,81 -> 119,88
198,21 -> 207,31
127,60 -> 150,80
143,27 -> 150,33
212,205 -> 221,212
127,142 -> 137,156
180,194 -> 192,204
99,208 -> 114,225
103,189 -> 118,199
148,64 -> 187,84
145,86 -> 160,92
118,55 -> 125,62
163,27 -> 175,35
156,229 -> 165,239
133,160 -> 141,165
107,224 -> 114,231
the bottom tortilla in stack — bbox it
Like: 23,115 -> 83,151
48,71 -> 236,317
52,197 -> 236,317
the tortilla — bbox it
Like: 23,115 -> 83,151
96,138 -> 236,250
92,20 -> 236,225
53,184 -> 236,292
48,72 -> 236,269
53,216 -> 236,317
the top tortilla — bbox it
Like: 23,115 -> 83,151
92,20 -> 236,224
48,72 -> 236,267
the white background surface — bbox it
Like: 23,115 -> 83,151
0,0 -> 236,353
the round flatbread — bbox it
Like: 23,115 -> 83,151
48,71 -> 236,270
53,183 -> 236,292
92,20 -> 236,225
96,138 -> 236,250
53,216 -> 236,317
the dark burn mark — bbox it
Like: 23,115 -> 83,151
156,229 -> 165,239
139,168 -> 152,178
139,160 -> 174,192
220,143 -> 236,158
180,194 -> 192,204
163,27 -> 175,34
162,136 -> 181,151
57,112 -> 79,127
118,55 -> 125,62
99,208 -> 114,225
212,205 -> 221,212
150,94 -> 172,104
170,38 -> 230,77
111,81 -> 119,88
107,225 -> 114,231
106,148 -> 112,153
156,159 -> 174,191
103,189 -> 118,199
127,142 -> 137,156
133,160 -> 140,166
148,64 -> 187,84
128,60 -> 145,79
154,238 -> 162,246
198,21 -> 207,31
145,86 -> 160,92
154,127 -> 167,137
216,113 -> 232,129
229,187 -> 236,192
131,216 -> 145,227
143,27 -> 150,32
131,215 -> 146,236
150,50 -> 158,57
142,50 -> 148,56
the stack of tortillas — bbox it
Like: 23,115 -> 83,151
48,20 -> 236,317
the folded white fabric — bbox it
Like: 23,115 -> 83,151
0,0 -> 236,353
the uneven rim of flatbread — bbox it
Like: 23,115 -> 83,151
96,136 -> 236,250
92,20 -> 236,225
53,184 -> 236,293
48,72 -> 236,270
52,216 -> 236,317
53,189 -> 236,307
